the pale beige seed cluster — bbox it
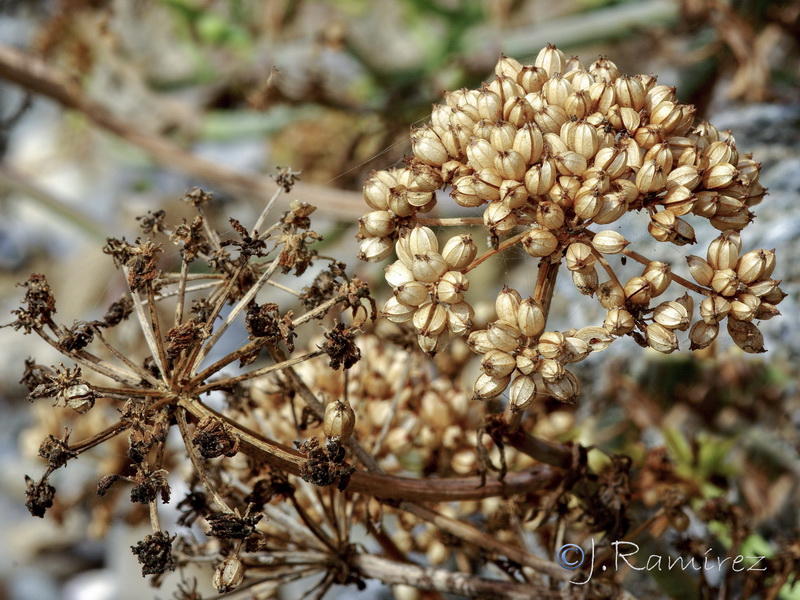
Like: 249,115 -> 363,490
358,44 -> 784,402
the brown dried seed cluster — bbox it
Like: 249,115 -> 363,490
359,44 -> 784,402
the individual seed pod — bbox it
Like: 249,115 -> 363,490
395,281 -> 429,307
703,163 -> 739,189
411,252 -> 449,283
476,88 -> 503,121
489,120 -> 518,153
431,103 -> 453,130
537,358 -> 565,382
524,159 -> 557,196
755,302 -> 781,321
646,322 -> 679,354
472,169 -> 504,202
542,73 -> 573,106
516,298 -> 545,337
323,398 -> 356,441
413,302 -> 448,336
441,234 -> 478,271
481,350 -> 517,379
489,75 -> 525,104
494,150 -> 527,180
614,75 -> 646,110
650,101 -> 684,134
634,124 -> 665,150
730,293 -> 760,322
711,268 -> 739,297
466,138 -> 499,171
554,151 -> 588,176
514,347 -> 538,374
562,337 -> 591,363
736,249 -> 775,284
545,131 -> 569,156
213,556 -> 245,594
624,276 -> 653,305
593,147 -> 628,178
64,384 -> 95,414
409,226 -> 439,255
495,286 -> 522,325
395,233 -> 414,266
535,201 -> 566,229
689,320 -> 718,350
509,374 -> 540,411
418,332 -> 449,355
597,280 -> 625,309
451,175 -> 485,208
500,179 -> 528,209
359,236 -> 394,262
447,301 -> 474,335
591,230 -> 628,254
535,43 -> 567,77
693,190 -> 719,218
643,261 -> 672,296
648,211 -> 696,246
686,255 -> 714,287
567,65 -> 593,89
503,96 -> 535,127
572,267 -> 599,296
748,278 -> 782,299
411,126 -> 448,167
548,175 -> 580,208
593,191 -> 628,224
636,160 -> 667,194
701,140 -> 738,168
574,326 -> 615,352
484,201 -> 518,235
382,297 -> 416,323
410,161 -> 443,190
564,90 -> 592,119
710,209 -> 753,232
437,271 -> 469,304
620,107 -> 642,133
653,300 -> 690,330
437,125 -> 463,158
565,242 -> 596,272
589,56 -> 620,81
545,369 -> 580,403
604,308 -> 635,335
645,86 -> 677,112
363,172 -> 393,210
573,187 -> 601,220
522,228 -> 559,257
643,141 -> 674,174
474,373 -> 511,400
487,320 -> 522,352
726,318 -> 765,354
517,65 -> 549,93
513,122 -> 544,164
567,121 -> 599,159
675,291 -> 694,316
666,165 -> 701,191
538,331 -> 566,359
699,295 -> 731,324
534,104 -> 569,134
495,54 -> 523,79
472,118 -> 496,140
387,188 -> 415,218
467,329 -> 494,354
662,185 -> 695,216
713,193 -> 744,217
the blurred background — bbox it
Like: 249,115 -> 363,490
0,0 -> 799,598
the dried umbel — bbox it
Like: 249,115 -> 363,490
359,44 -> 783,405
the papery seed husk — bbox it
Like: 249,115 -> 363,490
324,399 -> 356,441
418,332 -> 449,355
359,236 -> 394,262
565,242 -> 596,272
509,374 -> 540,411
662,185 -> 696,216
500,180 -> 528,209
591,230 -> 628,254
707,232 -> 742,271
495,286 -> 522,324
447,301 -> 474,335
538,331 -> 566,359
413,302 -> 448,336
726,318 -> 766,354
467,329 -> 493,354
466,138 -> 499,171
755,302 -> 780,320
441,234 -> 478,270
572,267 -> 599,296
624,276 -> 653,305
730,293 -> 760,322
388,190 -> 415,217
382,297 -> 416,323
653,300 -> 690,330
524,159 -> 557,196
736,249 -> 775,284
643,261 -> 672,296
699,296 -> 731,324
535,43 -> 567,77
689,320 -> 718,350
545,369 -> 580,403
513,122 -> 544,164
474,373 -> 511,399
538,358 -> 565,382
703,162 -> 738,189
554,151 -> 588,176
214,556 -> 245,593
711,268 -> 739,297
604,308 -> 635,335
473,169 -> 503,201
451,175 -> 485,208
522,228 -> 558,257
516,298 -> 545,337
490,121 -> 518,153
484,201 -> 517,234
709,210 -> 753,232
686,255 -> 714,287
395,281 -> 429,307
411,252 -> 449,283
646,322 -> 679,353
481,349 -> 517,378
562,337 -> 591,363
487,320 -> 522,352
364,174 -> 392,210
575,326 -> 615,351
412,127 -> 448,167
437,271 -> 469,304
535,201 -> 565,229
409,226 -> 439,255
597,280 -> 625,309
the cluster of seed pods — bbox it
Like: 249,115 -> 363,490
358,45 -> 784,402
